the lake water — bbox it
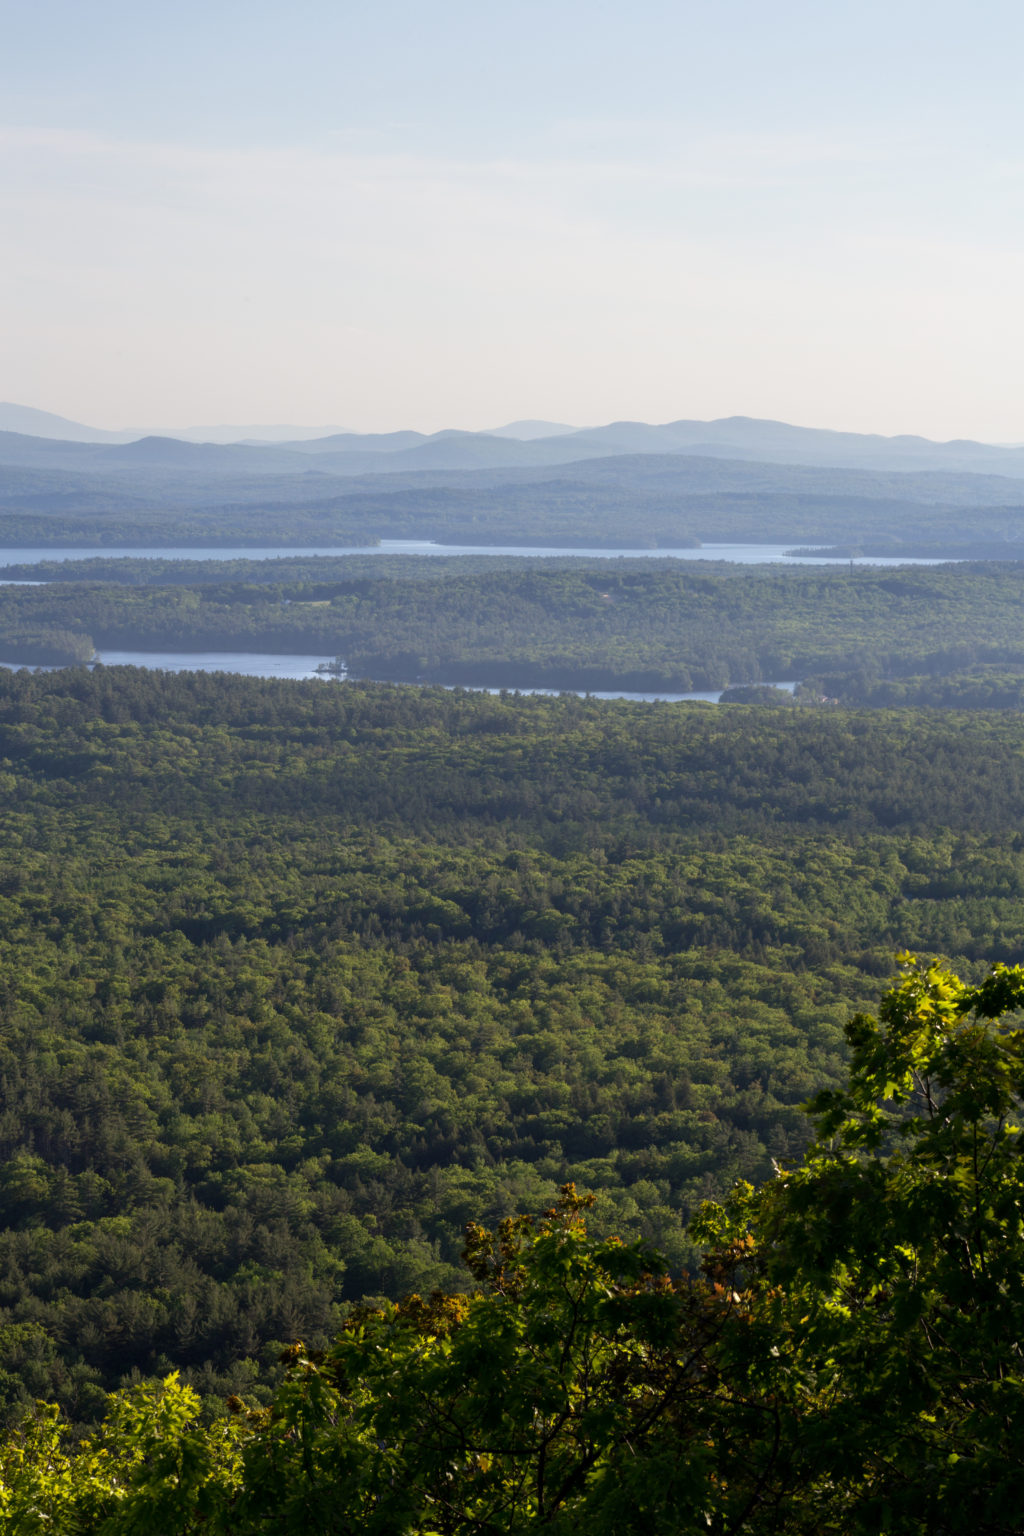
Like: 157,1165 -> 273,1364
458,680 -> 799,705
2,648 -> 798,704
97,651 -> 333,680
0,538 -> 958,569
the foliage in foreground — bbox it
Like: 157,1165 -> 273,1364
4,956 -> 1024,1532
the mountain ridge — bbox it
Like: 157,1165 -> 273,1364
5,401 -> 1024,478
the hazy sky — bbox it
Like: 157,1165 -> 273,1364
3,0 -> 1023,437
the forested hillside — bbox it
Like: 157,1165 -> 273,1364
10,959 -> 1021,1533
4,434 -> 1024,552
6,558 -> 1024,691
1,668 -> 1024,1425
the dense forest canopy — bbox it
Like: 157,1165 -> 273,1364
0,668 -> 1023,1426
6,957 -> 1024,1533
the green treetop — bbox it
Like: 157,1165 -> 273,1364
5,957 -> 1024,1533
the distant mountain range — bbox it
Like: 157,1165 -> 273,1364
2,402 -> 1024,554
3,402 -> 1024,479
0,404 -> 350,446
0,404 -> 572,448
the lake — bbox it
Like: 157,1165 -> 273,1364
97,651 -> 334,681
0,539 -> 958,569
2,648 -> 798,704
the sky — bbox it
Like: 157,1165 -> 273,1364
2,0 -> 1023,438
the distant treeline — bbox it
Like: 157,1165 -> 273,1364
798,664 -> 1024,709
3,444 -> 1024,550
6,559 -> 1024,693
